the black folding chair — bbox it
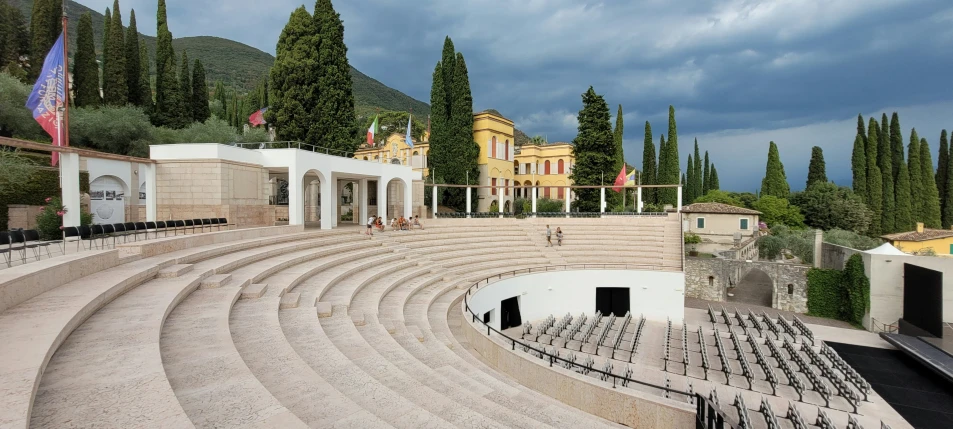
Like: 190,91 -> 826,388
134,222 -> 148,241
8,230 -> 31,263
192,219 -> 204,233
89,224 -> 107,249
145,222 -> 158,240
155,221 -> 168,238
218,218 -> 235,230
182,219 -> 195,235
173,220 -> 186,236
101,224 -> 118,248
0,231 -> 13,267
124,222 -> 139,242
112,223 -> 131,243
78,225 -> 94,250
62,226 -> 82,252
202,219 -> 214,232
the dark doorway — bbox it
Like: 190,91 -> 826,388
500,297 -> 522,329
595,287 -> 630,317
483,311 -> 490,325
728,269 -> 773,307
903,264 -> 944,338
828,342 -> 953,429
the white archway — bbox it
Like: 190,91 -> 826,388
89,175 -> 129,224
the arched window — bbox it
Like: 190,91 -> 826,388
491,178 -> 497,196
787,284 -> 794,295
558,159 -> 564,174
363,156 -> 368,160
413,151 -> 419,156
544,160 -> 551,175
558,187 -> 564,199
504,140 -> 509,161
708,276 -> 714,288
491,136 -> 497,158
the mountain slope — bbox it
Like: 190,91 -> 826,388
11,0 -> 429,114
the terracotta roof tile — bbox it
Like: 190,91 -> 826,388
881,228 -> 953,242
681,202 -> 761,215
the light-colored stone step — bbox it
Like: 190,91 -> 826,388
158,263 -> 194,278
316,302 -> 333,318
280,292 -> 301,309
200,273 -> 232,289
381,318 -> 397,334
241,283 -> 268,299
351,310 -> 366,326
407,325 -> 425,342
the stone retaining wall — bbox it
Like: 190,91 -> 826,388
685,257 -> 810,312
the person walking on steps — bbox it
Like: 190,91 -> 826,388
546,225 -> 553,247
556,227 -> 563,246
366,215 -> 376,236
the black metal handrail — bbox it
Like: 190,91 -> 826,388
462,264 -> 693,400
695,394 -> 738,429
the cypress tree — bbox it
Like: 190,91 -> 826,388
920,139 -> 943,228
124,9 -> 142,106
908,129 -> 922,223
568,87 -> 615,212
693,139 -> 702,202
613,105 -> 624,172
312,0 -> 358,153
938,130 -> 950,220
760,141 -> 789,198
857,114 -> 867,148
441,37 -> 455,116
177,50 -> 192,125
895,159 -> 913,232
28,0 -> 59,81
641,121 -> 656,204
945,147 -> 953,229
72,12 -> 100,107
702,151 -> 710,195
267,6 -> 316,141
428,61 -> 447,165
685,155 -> 695,203
447,52 -> 480,210
851,134 -> 867,202
658,106 -> 679,206
153,0 -> 180,127
866,119 -> 883,236
0,2 -> 30,70
878,116 -> 895,233
138,41 -> 152,111
191,59 -> 210,123
806,146 -> 827,188
656,134 -> 667,204
102,0 -> 127,106
709,164 -> 719,190
890,113 -> 904,181
101,7 -> 111,97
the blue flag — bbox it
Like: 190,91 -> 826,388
405,114 -> 413,148
25,34 -> 66,165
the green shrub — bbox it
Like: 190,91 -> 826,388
843,254 -> 870,325
35,197 -> 93,240
0,72 -> 46,140
69,106 -> 155,155
823,229 -> 882,251
536,198 -> 564,213
807,268 -> 844,319
0,166 -> 89,230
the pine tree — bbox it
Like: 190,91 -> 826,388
72,12 -> 100,107
866,118 -> 883,235
569,87 -> 615,212
312,0 -> 358,153
908,129 -> 922,223
710,164 -> 720,190
702,151 -> 711,195
267,6 -> 316,140
806,146 -> 827,189
138,41 -> 152,110
177,50 -> 192,125
101,7 -> 111,97
28,0 -> 59,80
685,154 -> 695,203
693,139 -> 702,202
760,141 -> 789,198
190,59 -> 210,123
658,106 -> 679,206
153,0 -> 180,127
102,0 -> 127,106
851,134 -> 867,202
641,121 -> 656,204
124,9 -> 142,106
938,130 -> 950,221
920,139 -> 943,228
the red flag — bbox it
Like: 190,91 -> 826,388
25,35 -> 66,166
612,165 -> 626,192
249,108 -> 268,126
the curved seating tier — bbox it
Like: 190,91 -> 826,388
6,215 -> 876,429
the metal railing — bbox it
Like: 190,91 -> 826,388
231,141 -> 358,159
870,318 -> 898,334
462,264 -> 693,400
695,394 -> 738,429
435,212 -> 671,219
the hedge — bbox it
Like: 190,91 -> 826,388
806,268 -> 844,319
0,166 -> 90,230
843,254 -> 870,325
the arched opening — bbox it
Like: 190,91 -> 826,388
363,156 -> 368,160
787,284 -> 794,295
708,276 -> 715,288
301,170 -> 324,225
544,160 -> 551,175
89,175 -> 129,224
491,136 -> 497,158
504,200 -> 511,213
728,268 -> 773,307
558,159 -> 565,174
384,177 -> 409,221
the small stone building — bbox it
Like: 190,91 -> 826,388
682,202 -> 761,259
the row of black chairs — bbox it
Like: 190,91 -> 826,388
1,229 -> 56,268
62,218 -> 236,252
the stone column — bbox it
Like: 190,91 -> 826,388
319,176 -> 334,230
498,178 -> 504,218
677,185 -> 683,213
565,188 -> 570,218
466,187 -> 471,218
814,229 -> 823,268
359,179 -> 368,225
59,152 -> 82,227
308,180 -> 320,222
288,163 -> 303,226
637,186 -> 642,213
143,162 -> 157,222
403,180 -> 413,219
377,179 -> 388,219
531,187 -> 537,217
432,185 -> 438,218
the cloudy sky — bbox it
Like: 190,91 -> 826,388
78,0 -> 953,191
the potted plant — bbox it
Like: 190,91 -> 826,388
684,232 -> 701,257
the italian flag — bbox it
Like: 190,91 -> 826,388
367,115 -> 378,145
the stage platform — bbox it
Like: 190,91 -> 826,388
880,333 -> 953,385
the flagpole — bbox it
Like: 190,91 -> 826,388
61,0 -> 70,150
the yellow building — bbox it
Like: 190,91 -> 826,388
354,133 -> 429,177
513,142 -> 574,201
473,111 -> 515,212
882,222 -> 953,256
